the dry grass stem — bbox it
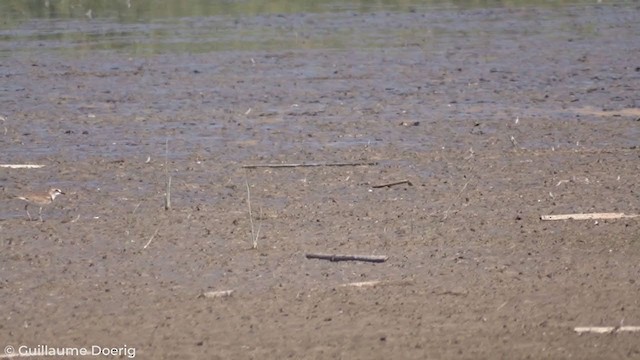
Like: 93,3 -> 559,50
442,181 -> 469,221
164,139 -> 171,211
245,179 -> 261,249
143,227 -> 159,249
165,175 -> 172,211
126,202 -> 142,236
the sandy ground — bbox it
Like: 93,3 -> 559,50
1,3 -> 639,359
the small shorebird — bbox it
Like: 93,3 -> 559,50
17,188 -> 65,221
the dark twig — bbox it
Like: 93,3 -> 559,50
242,161 -> 378,169
305,253 -> 388,263
371,180 -> 412,188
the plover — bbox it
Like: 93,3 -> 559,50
17,188 -> 64,221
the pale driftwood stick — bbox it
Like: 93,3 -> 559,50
242,161 -> 378,169
0,164 -> 45,169
305,253 -> 388,263
371,180 -> 413,188
200,289 -> 234,299
340,279 -> 414,288
541,213 -> 640,221
0,352 -> 31,358
340,280 -> 381,287
574,326 -> 640,334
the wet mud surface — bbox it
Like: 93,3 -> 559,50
1,4 -> 640,359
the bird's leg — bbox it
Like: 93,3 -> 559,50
38,206 -> 43,222
25,203 -> 32,221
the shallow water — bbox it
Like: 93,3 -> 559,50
0,1 -> 638,181
1,0 -> 630,55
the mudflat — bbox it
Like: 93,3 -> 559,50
1,3 -> 639,359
